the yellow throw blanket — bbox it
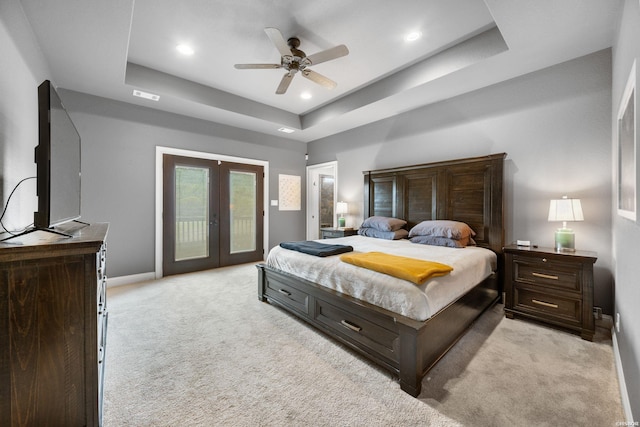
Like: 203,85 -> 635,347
339,251 -> 453,285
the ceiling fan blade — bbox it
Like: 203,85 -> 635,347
302,69 -> 337,89
275,72 -> 294,94
264,27 -> 292,58
305,45 -> 349,66
234,64 -> 281,69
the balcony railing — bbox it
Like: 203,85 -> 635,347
175,216 -> 255,258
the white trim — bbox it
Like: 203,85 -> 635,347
616,59 -> 637,221
106,272 -> 155,288
155,146 -> 269,279
612,327 -> 634,422
306,161 -> 338,239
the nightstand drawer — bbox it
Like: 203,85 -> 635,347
514,287 -> 581,325
512,255 -> 580,292
320,228 -> 359,239
503,245 -> 596,341
322,229 -> 345,238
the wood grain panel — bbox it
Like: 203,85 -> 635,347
404,172 -> 437,228
53,258 -> 85,425
445,167 -> 489,242
0,270 -> 8,427
364,153 -> 505,253
37,262 -> 66,423
8,267 -> 39,426
370,176 -> 396,218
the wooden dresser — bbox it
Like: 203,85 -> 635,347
0,222 -> 108,426
503,244 -> 597,341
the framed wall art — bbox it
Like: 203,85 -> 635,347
278,174 -> 301,211
617,60 -> 637,221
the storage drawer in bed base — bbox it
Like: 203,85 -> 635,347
257,263 -> 500,397
314,296 -> 400,366
259,264 -> 401,369
263,272 -> 310,316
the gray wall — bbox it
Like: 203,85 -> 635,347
0,1 -> 307,279
612,0 -> 640,419
0,0 -> 50,231
308,50 -> 614,316
59,90 -> 307,277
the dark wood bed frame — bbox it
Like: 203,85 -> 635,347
257,153 -> 506,396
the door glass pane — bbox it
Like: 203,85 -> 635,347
175,165 -> 209,261
319,174 -> 334,231
229,171 -> 256,253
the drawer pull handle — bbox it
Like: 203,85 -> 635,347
277,288 -> 291,296
532,299 -> 559,309
532,272 -> 559,280
340,320 -> 362,332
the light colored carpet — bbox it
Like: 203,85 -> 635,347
104,263 -> 624,426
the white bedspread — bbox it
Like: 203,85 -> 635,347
266,235 -> 497,321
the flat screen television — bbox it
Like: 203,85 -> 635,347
34,80 -> 82,230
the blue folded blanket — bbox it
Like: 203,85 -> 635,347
280,240 -> 354,257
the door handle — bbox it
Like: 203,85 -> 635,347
340,319 -> 362,332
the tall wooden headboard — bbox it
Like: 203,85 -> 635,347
363,153 -> 506,254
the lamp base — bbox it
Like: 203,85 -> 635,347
554,228 -> 575,252
338,217 -> 345,228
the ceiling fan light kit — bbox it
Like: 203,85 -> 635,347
234,27 -> 349,94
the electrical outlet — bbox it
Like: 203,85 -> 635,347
593,307 -> 603,320
615,313 -> 621,333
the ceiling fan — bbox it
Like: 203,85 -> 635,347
234,27 -> 349,95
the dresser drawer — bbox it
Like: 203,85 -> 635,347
314,298 -> 400,365
97,243 -> 107,278
98,276 -> 107,313
514,286 -> 581,325
264,276 -> 310,316
512,255 -> 581,292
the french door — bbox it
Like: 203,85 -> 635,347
162,154 -> 264,276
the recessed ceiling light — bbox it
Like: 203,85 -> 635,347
300,92 -> 312,100
176,44 -> 194,55
404,31 -> 422,42
133,89 -> 160,101
278,127 -> 295,134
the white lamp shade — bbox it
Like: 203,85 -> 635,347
336,202 -> 348,215
548,197 -> 584,222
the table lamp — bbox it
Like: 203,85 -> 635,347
548,196 -> 583,252
336,201 -> 348,228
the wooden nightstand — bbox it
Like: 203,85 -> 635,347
320,227 -> 358,239
503,245 -> 597,341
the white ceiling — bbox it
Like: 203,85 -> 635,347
19,0 -> 621,143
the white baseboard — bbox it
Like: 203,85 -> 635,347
612,326 -> 634,422
107,272 -> 155,288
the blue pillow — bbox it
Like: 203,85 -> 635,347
360,216 -> 407,232
358,227 -> 409,240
